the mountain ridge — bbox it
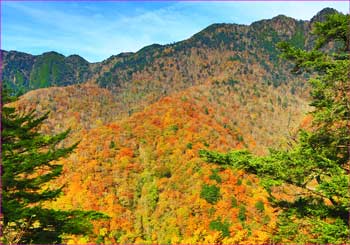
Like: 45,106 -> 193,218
1,7 -> 338,94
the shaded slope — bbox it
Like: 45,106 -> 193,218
1,50 -> 94,93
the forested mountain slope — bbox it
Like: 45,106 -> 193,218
4,8 -> 338,95
5,8 -> 340,244
10,8 -> 335,151
1,50 -> 94,93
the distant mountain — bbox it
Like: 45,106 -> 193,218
2,8 -> 338,96
1,50 -> 93,93
310,7 -> 339,23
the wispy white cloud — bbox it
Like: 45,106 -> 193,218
2,1 -> 349,62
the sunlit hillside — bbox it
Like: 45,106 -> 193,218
3,7 -> 346,244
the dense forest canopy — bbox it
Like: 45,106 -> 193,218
1,8 -> 349,244
200,12 -> 350,244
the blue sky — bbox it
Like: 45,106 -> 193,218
2,1 -> 349,62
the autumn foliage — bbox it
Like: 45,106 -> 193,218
7,9 -> 340,244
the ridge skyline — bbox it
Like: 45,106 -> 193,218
3,2 -> 348,62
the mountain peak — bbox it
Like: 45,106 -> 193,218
66,54 -> 89,64
271,14 -> 293,21
311,7 -> 339,23
41,51 -> 65,59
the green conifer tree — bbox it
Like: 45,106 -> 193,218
200,12 -> 350,243
1,88 -> 107,244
